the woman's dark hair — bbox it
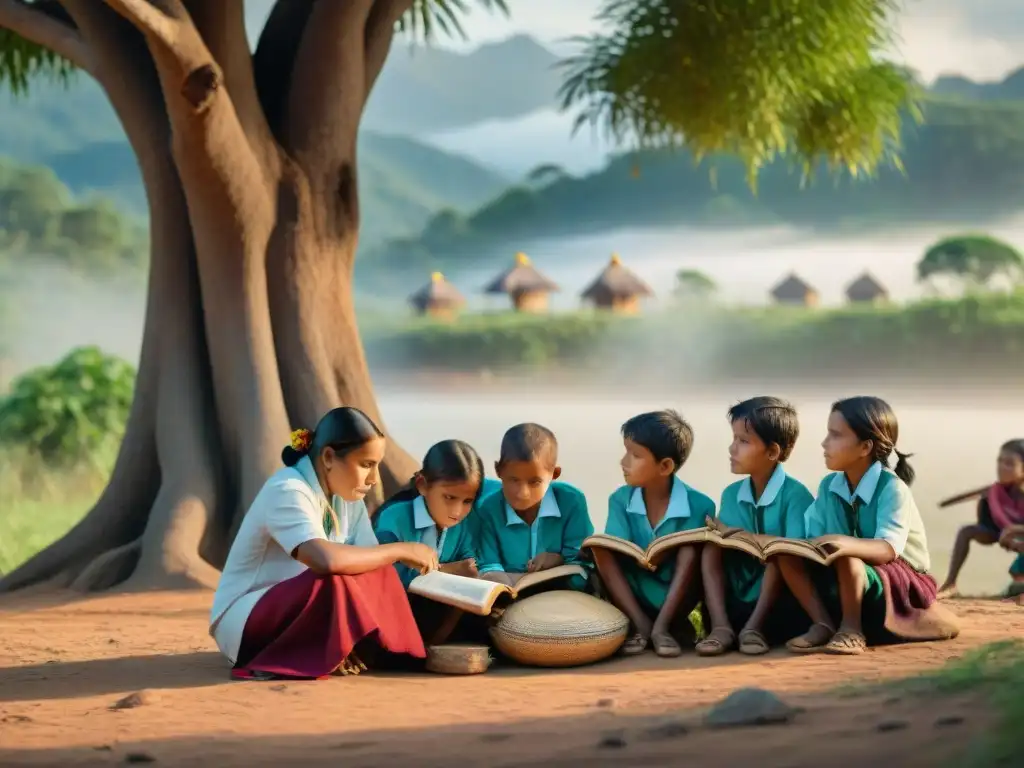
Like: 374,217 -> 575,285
1001,439 -> 1024,462
281,407 -> 384,467
831,396 -> 915,485
380,439 -> 486,510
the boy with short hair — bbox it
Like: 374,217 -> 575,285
595,410 -> 716,657
696,396 -> 814,656
476,423 -> 593,590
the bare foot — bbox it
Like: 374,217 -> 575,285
936,583 -> 959,600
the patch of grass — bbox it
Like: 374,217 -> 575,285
0,446 -> 112,575
901,641 -> 1024,765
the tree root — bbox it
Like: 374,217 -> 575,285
69,539 -> 142,592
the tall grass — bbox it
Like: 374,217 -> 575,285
0,445 -> 114,575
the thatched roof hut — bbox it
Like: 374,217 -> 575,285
580,253 -> 654,314
483,252 -> 559,313
770,273 -> 819,307
845,272 -> 889,304
409,272 -> 465,319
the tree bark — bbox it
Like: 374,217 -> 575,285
0,0 -> 419,594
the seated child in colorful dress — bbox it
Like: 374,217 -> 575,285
476,423 -> 593,590
593,410 -> 716,657
938,439 -> 1024,599
696,397 -> 814,657
374,439 -> 493,643
778,396 -> 958,655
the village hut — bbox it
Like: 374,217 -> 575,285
483,252 -> 559,313
844,272 -> 889,305
770,272 -> 819,307
580,253 -> 654,314
409,271 -> 465,319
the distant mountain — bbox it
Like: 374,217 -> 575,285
364,35 -> 561,132
1,76 -> 509,247
364,96 -> 1024,284
930,67 -> 1024,102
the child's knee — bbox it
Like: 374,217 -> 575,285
675,543 -> 700,566
776,554 -> 802,576
834,556 -> 867,585
592,549 -> 619,574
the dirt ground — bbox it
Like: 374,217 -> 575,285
0,591 -> 1020,767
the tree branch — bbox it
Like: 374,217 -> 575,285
186,0 -> 273,149
100,0 -> 181,49
364,0 -> 410,102
253,0 -> 314,145
283,0 -> 375,166
0,0 -> 92,70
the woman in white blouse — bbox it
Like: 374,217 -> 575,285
210,407 -> 438,680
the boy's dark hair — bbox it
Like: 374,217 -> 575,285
831,396 -> 914,486
498,423 -> 558,467
1001,439 -> 1024,463
728,396 -> 800,462
621,410 -> 693,471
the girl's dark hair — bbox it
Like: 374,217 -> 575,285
1001,439 -> 1024,462
831,396 -> 915,485
281,407 -> 384,467
380,439 -> 486,510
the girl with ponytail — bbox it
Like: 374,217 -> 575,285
375,439 -> 501,644
775,396 -> 959,656
210,407 -> 438,681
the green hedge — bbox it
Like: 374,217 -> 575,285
363,292 -> 1024,377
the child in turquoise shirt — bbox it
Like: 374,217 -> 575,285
593,410 -> 715,658
696,397 -> 814,657
777,396 -> 957,655
374,439 -> 491,643
477,423 -> 593,591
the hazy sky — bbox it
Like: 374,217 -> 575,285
247,0 -> 1024,84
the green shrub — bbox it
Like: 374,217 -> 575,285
0,346 -> 135,465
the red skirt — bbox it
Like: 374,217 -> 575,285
873,559 -> 960,642
232,567 -> 426,680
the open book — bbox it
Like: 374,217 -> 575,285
408,563 -> 587,616
582,528 -> 718,571
583,517 -> 860,569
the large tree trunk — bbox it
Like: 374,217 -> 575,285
0,0 -> 418,594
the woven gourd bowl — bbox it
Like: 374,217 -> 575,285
425,643 -> 492,675
490,590 -> 629,668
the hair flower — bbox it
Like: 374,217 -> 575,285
290,428 -> 313,453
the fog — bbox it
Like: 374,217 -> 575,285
4,222 -> 1023,598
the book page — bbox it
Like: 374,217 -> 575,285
646,527 -> 714,565
512,563 -> 588,596
762,538 -> 830,565
582,534 -> 646,564
408,570 -> 510,615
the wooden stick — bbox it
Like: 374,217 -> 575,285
938,484 -> 990,509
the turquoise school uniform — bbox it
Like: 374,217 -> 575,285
1011,555 -> 1024,577
804,461 -> 931,640
375,496 -> 477,588
475,481 -> 594,590
605,476 -> 716,613
718,466 -> 813,637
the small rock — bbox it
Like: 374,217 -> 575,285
598,732 -> 627,749
883,695 -> 902,706
876,720 -> 909,733
111,691 -> 155,710
270,684 -> 287,692
93,745 -> 113,752
1,715 -> 32,724
704,688 -> 797,728
644,721 -> 689,740
596,698 -> 615,708
934,715 -> 965,728
123,753 -> 156,764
